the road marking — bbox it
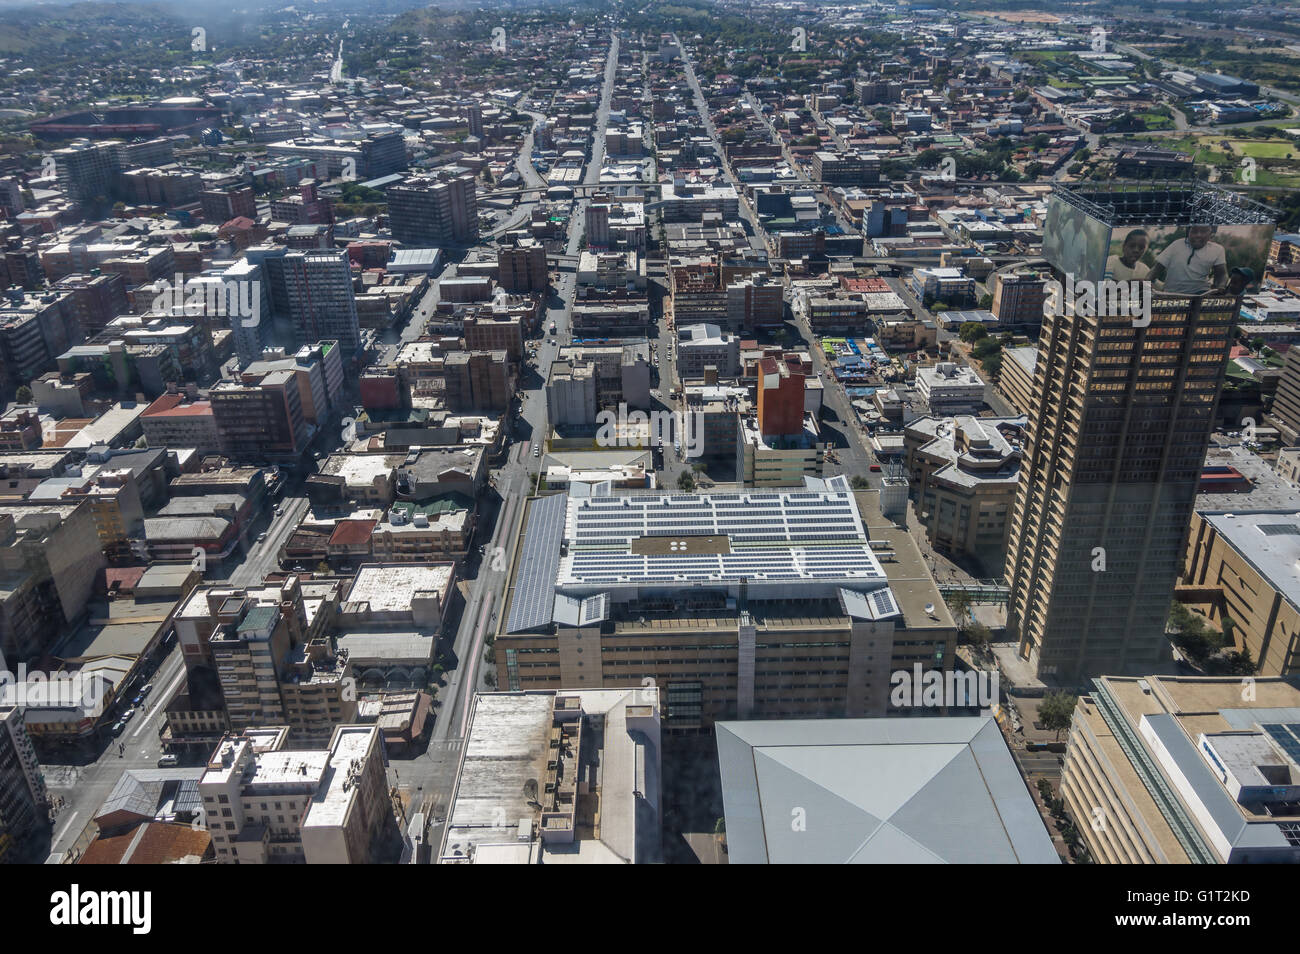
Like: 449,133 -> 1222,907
457,592 -> 495,737
132,665 -> 186,739
54,811 -> 80,845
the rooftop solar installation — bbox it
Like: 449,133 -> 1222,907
557,490 -> 885,591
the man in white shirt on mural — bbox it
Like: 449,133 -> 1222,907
1149,224 -> 1227,295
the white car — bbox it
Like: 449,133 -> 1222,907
533,446 -> 541,457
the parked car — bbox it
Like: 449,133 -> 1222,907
870,464 -> 882,472
157,754 -> 179,768
140,683 -> 153,697
123,707 -> 136,720
111,719 -> 126,736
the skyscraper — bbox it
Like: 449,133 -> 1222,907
387,172 -> 478,247
280,250 -> 360,355
1005,182 -> 1275,680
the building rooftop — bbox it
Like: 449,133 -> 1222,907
1203,512 -> 1300,613
346,563 -> 454,614
717,716 -> 1059,864
302,726 -> 376,830
506,484 -> 918,634
440,688 -> 660,864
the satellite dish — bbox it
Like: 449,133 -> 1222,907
924,603 -> 936,615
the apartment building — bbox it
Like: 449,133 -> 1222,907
811,151 -> 881,186
997,346 -> 1037,416
1265,345 -> 1300,444
991,271 -> 1048,328
280,250 -> 361,356
210,372 -> 310,463
0,705 -> 47,863
497,239 -> 548,293
175,576 -> 352,738
915,362 -> 985,415
199,724 -> 392,864
264,130 -> 406,180
441,350 -> 512,412
0,503 -> 105,665
388,173 -> 479,247
677,323 -> 740,379
141,393 -> 221,454
726,274 -> 783,333
463,316 -> 524,365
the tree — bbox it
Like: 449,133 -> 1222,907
1039,691 -> 1078,741
945,591 -> 972,631
1167,600 -> 1225,664
967,620 -> 992,650
315,561 -> 331,576
850,475 -> 870,489
959,322 -> 989,343
677,471 -> 696,492
14,385 -> 32,404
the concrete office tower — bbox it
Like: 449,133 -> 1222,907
222,258 -> 269,366
1266,346 -> 1300,444
387,173 -> 478,247
281,250 -> 360,355
0,705 -> 48,862
1005,183 -> 1275,680
51,140 -> 116,205
497,239 -> 548,293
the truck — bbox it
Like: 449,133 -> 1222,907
548,321 -> 557,335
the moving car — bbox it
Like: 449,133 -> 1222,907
157,754 -> 179,768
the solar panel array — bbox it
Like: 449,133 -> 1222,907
1262,723 -> 1300,765
505,493 -> 568,634
557,491 -> 884,589
869,588 -> 900,619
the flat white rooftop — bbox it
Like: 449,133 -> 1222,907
348,563 -> 454,613
303,726 -> 376,830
